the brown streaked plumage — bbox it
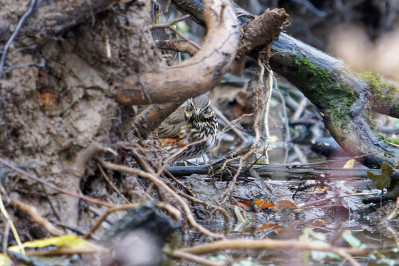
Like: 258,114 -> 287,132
157,95 -> 218,163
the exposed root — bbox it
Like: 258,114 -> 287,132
84,201 -> 181,240
97,162 -> 129,203
0,192 -> 24,254
382,196 -> 399,222
72,142 -> 118,177
177,239 -> 370,266
149,14 -> 201,51
0,157 -> 113,208
100,160 -> 224,239
10,198 -> 64,236
172,250 -> 223,266
218,54 -> 271,203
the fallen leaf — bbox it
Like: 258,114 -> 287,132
367,162 -> 392,189
343,159 -> 355,169
39,92 -> 58,109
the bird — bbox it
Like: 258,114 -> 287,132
156,95 -> 218,163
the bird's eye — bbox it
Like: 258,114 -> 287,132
203,106 -> 211,114
185,99 -> 195,113
185,104 -> 194,113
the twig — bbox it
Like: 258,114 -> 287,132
262,65 -> 273,164
51,221 -> 89,237
3,59 -> 46,73
89,206 -> 113,225
291,97 -> 308,121
0,157 -> 113,208
178,239 -> 370,266
159,138 -> 209,172
84,201 -> 181,240
155,201 -> 182,222
131,149 -> 229,228
2,222 -> 10,257
292,144 -> 308,164
218,56 -> 267,203
164,170 -> 195,196
273,75 -> 291,163
140,147 -> 230,222
0,0 -> 37,78
24,245 -> 106,256
214,113 -> 254,153
149,14 -> 192,30
149,14 -> 201,50
382,197 -> 399,222
97,163 -> 129,203
213,106 -> 247,146
385,226 -> 399,248
298,192 -> 381,209
10,198 -> 64,236
172,250 -> 223,266
161,175 -> 231,223
84,203 -> 140,239
40,184 -> 64,232
0,192 -> 24,254
100,160 -> 224,239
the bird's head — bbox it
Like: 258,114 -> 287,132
184,96 -> 214,122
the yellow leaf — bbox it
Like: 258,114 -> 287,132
367,162 -> 393,189
9,235 -> 94,252
343,159 -> 355,169
0,253 -> 11,265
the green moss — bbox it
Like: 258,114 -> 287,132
293,57 -> 356,124
369,113 -> 377,129
385,138 -> 399,145
377,135 -> 399,145
358,72 -> 394,104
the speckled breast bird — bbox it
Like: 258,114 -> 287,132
157,95 -> 218,163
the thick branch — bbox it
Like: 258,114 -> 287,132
116,0 -> 240,105
132,102 -> 183,140
269,34 -> 399,168
172,0 -> 399,171
237,8 -> 289,56
155,40 -> 200,55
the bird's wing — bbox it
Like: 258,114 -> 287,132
156,102 -> 187,138
157,121 -> 187,138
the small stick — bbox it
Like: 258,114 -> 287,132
10,198 -> 64,236
172,250 -> 223,266
178,239 -> 368,266
0,193 -> 24,254
149,14 -> 201,50
101,160 -> 224,239
97,163 -> 129,203
0,157 -> 113,208
84,203 -> 140,239
0,0 -> 37,78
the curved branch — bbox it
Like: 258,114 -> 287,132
177,238 -> 371,265
155,40 -> 200,55
132,102 -> 183,140
115,0 -> 240,105
269,34 -> 399,169
172,0 -> 399,172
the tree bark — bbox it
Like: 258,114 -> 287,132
115,0 -> 241,105
171,0 -> 399,172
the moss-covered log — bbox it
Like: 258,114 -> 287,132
269,34 -> 399,169
172,0 -> 399,196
